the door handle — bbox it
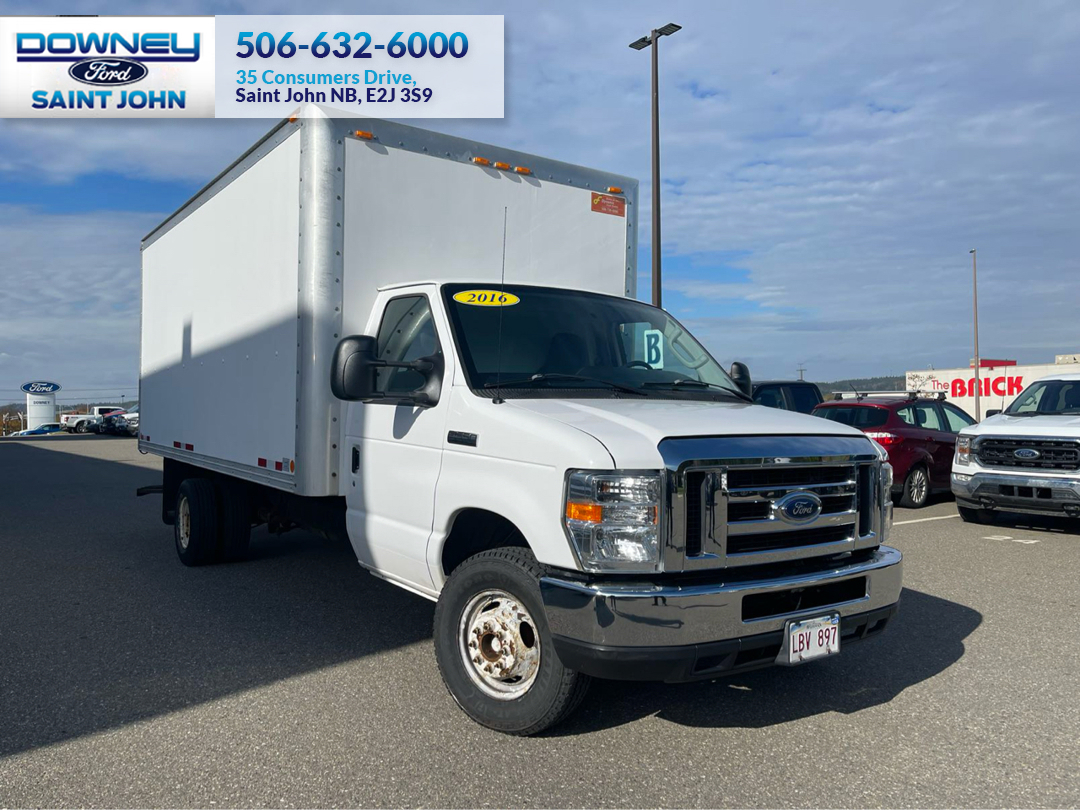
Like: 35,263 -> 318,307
351,446 -> 359,473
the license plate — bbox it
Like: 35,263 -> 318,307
781,614 -> 840,665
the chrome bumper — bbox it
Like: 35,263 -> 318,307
952,471 -> 1080,515
540,545 -> 902,649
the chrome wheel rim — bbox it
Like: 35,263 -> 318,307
910,469 -> 928,504
177,495 -> 191,550
459,589 -> 540,700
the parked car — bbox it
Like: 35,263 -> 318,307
114,412 -> 139,437
813,391 -> 975,507
61,405 -> 125,433
952,373 -> 1080,523
98,409 -> 128,435
12,422 -> 65,437
752,380 -> 824,414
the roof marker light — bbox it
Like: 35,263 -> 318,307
472,157 -> 491,166
514,166 -> 532,175
354,130 -> 374,140
494,161 -> 511,170
607,186 -> 623,194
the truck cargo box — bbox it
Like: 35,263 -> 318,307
140,105 -> 638,497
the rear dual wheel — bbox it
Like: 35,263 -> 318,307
174,478 -> 251,566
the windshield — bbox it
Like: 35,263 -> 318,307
441,284 -> 744,400
1004,380 -> 1080,416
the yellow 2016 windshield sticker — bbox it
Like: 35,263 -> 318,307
452,290 -> 520,307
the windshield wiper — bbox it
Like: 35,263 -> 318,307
483,373 -> 644,396
640,379 -> 752,401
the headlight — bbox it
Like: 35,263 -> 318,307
955,435 -> 972,466
564,471 -> 662,573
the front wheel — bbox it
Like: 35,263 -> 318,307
899,465 -> 930,508
433,547 -> 590,736
75,422 -> 88,434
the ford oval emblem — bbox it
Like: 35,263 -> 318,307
68,57 -> 148,87
775,491 -> 823,524
20,381 -> 62,394
1014,448 -> 1041,460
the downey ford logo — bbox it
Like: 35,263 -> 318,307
0,17 -> 214,117
20,381 -> 62,394
69,58 -> 149,87
15,31 -> 201,63
774,491 -> 823,524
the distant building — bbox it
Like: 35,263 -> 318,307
907,354 -> 1080,417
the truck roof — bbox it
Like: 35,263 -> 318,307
144,104 -> 637,249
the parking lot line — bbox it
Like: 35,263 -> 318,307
893,514 -> 961,526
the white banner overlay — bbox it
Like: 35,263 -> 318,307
0,16 -> 216,118
215,15 -> 503,118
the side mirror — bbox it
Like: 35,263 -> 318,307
729,362 -> 753,398
331,335 -> 443,408
985,409 -> 1001,418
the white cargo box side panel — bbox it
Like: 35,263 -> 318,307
341,140 -> 631,334
140,133 -> 301,484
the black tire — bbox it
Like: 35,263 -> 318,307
75,422 -> 88,434
216,479 -> 252,562
174,478 -> 220,566
433,546 -> 591,736
958,505 -> 993,524
899,465 -> 930,508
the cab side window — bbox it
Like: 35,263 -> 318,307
374,296 -> 442,395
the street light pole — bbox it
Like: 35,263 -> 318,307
970,248 -> 981,420
630,23 -> 681,309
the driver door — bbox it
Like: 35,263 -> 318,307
343,288 -> 451,592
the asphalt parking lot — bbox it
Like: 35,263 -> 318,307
1,436 -> 1078,808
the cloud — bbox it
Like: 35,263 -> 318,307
1,0 -> 1079,383
0,204 -> 159,392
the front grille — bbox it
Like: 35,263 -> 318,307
976,438 -> 1080,471
680,460 -> 874,568
728,524 -> 853,555
727,466 -> 853,489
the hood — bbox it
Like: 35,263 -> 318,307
965,412 -> 1080,437
507,398 -> 867,468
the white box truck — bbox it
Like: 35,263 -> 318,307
139,105 -> 902,734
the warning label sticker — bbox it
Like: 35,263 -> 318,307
591,193 -> 626,217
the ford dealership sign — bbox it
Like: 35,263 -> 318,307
20,381 -> 62,394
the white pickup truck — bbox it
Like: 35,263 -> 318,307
139,106 -> 902,735
952,372 -> 1080,521
61,405 -> 123,433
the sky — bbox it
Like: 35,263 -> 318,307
2,0 -> 1079,405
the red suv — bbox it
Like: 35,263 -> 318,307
812,392 -> 976,508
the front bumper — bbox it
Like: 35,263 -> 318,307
952,471 -> 1080,517
540,545 -> 902,682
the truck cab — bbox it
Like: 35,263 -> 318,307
952,373 -> 1080,521
329,279 -> 902,732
